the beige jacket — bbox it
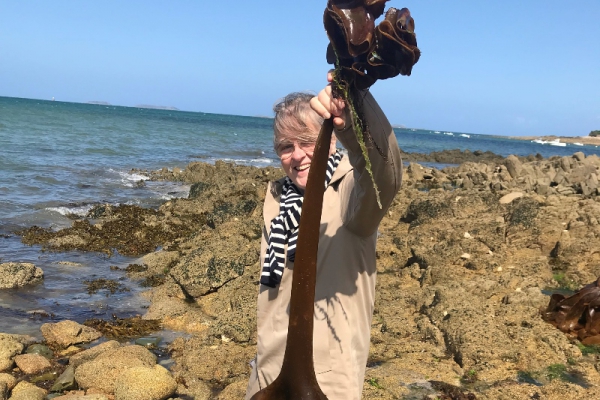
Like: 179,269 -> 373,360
246,91 -> 402,400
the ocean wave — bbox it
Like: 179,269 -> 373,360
107,169 -> 150,187
46,204 -> 94,217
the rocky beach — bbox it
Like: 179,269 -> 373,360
2,149 -> 600,399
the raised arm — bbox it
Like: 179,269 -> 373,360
310,76 -> 402,236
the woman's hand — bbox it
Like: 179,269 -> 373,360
310,72 -> 347,130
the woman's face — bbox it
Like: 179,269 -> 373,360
276,126 -> 336,191
277,139 -> 317,191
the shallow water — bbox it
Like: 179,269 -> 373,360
0,234 -> 148,338
2,95 -> 600,339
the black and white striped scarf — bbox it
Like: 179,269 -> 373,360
260,150 -> 343,288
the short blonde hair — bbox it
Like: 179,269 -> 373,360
272,92 -> 324,150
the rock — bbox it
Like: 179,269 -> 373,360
407,162 -> 424,181
535,182 -> 550,195
504,155 -> 522,178
41,320 -> 102,348
0,374 -> 16,392
499,192 -> 524,204
113,365 -> 177,400
50,365 -> 77,392
26,344 -> 53,359
560,156 -> 572,172
0,373 -> 16,400
552,169 -> 568,186
216,380 -> 249,400
7,380 -> 46,400
13,353 -> 51,374
170,234 -> 256,298
569,165 -> 597,184
74,345 -> 156,394
49,394 -> 109,400
573,151 -> 586,162
0,335 -> 25,372
69,340 -> 120,369
0,263 -> 43,289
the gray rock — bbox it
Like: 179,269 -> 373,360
50,365 -> 77,392
113,365 -> 177,400
41,320 -> 102,348
26,344 -> 53,360
0,263 -> 43,289
13,353 -> 51,374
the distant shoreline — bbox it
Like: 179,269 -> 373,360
509,135 -> 600,146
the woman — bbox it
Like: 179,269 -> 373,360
246,73 -> 402,400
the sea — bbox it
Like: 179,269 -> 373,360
1,95 -> 599,338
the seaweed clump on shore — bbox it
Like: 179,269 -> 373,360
83,316 -> 161,339
542,277 -> 600,345
17,204 -> 205,256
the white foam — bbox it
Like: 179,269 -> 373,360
112,170 -> 150,187
46,205 -> 94,217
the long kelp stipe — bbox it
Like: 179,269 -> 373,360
250,119 -> 333,400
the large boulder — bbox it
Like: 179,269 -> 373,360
0,263 -> 43,289
69,340 -> 120,369
113,365 -> 177,400
74,345 -> 156,394
41,320 -> 102,348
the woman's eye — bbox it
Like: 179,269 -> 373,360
279,145 -> 294,153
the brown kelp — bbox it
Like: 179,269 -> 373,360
542,277 -> 600,345
250,119 -> 334,400
324,1 -> 420,89
325,0 -> 420,207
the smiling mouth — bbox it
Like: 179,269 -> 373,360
295,164 -> 310,172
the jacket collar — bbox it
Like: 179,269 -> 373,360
263,155 -> 352,229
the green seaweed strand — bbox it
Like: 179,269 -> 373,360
331,66 -> 383,209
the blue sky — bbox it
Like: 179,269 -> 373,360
1,1 -> 599,137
